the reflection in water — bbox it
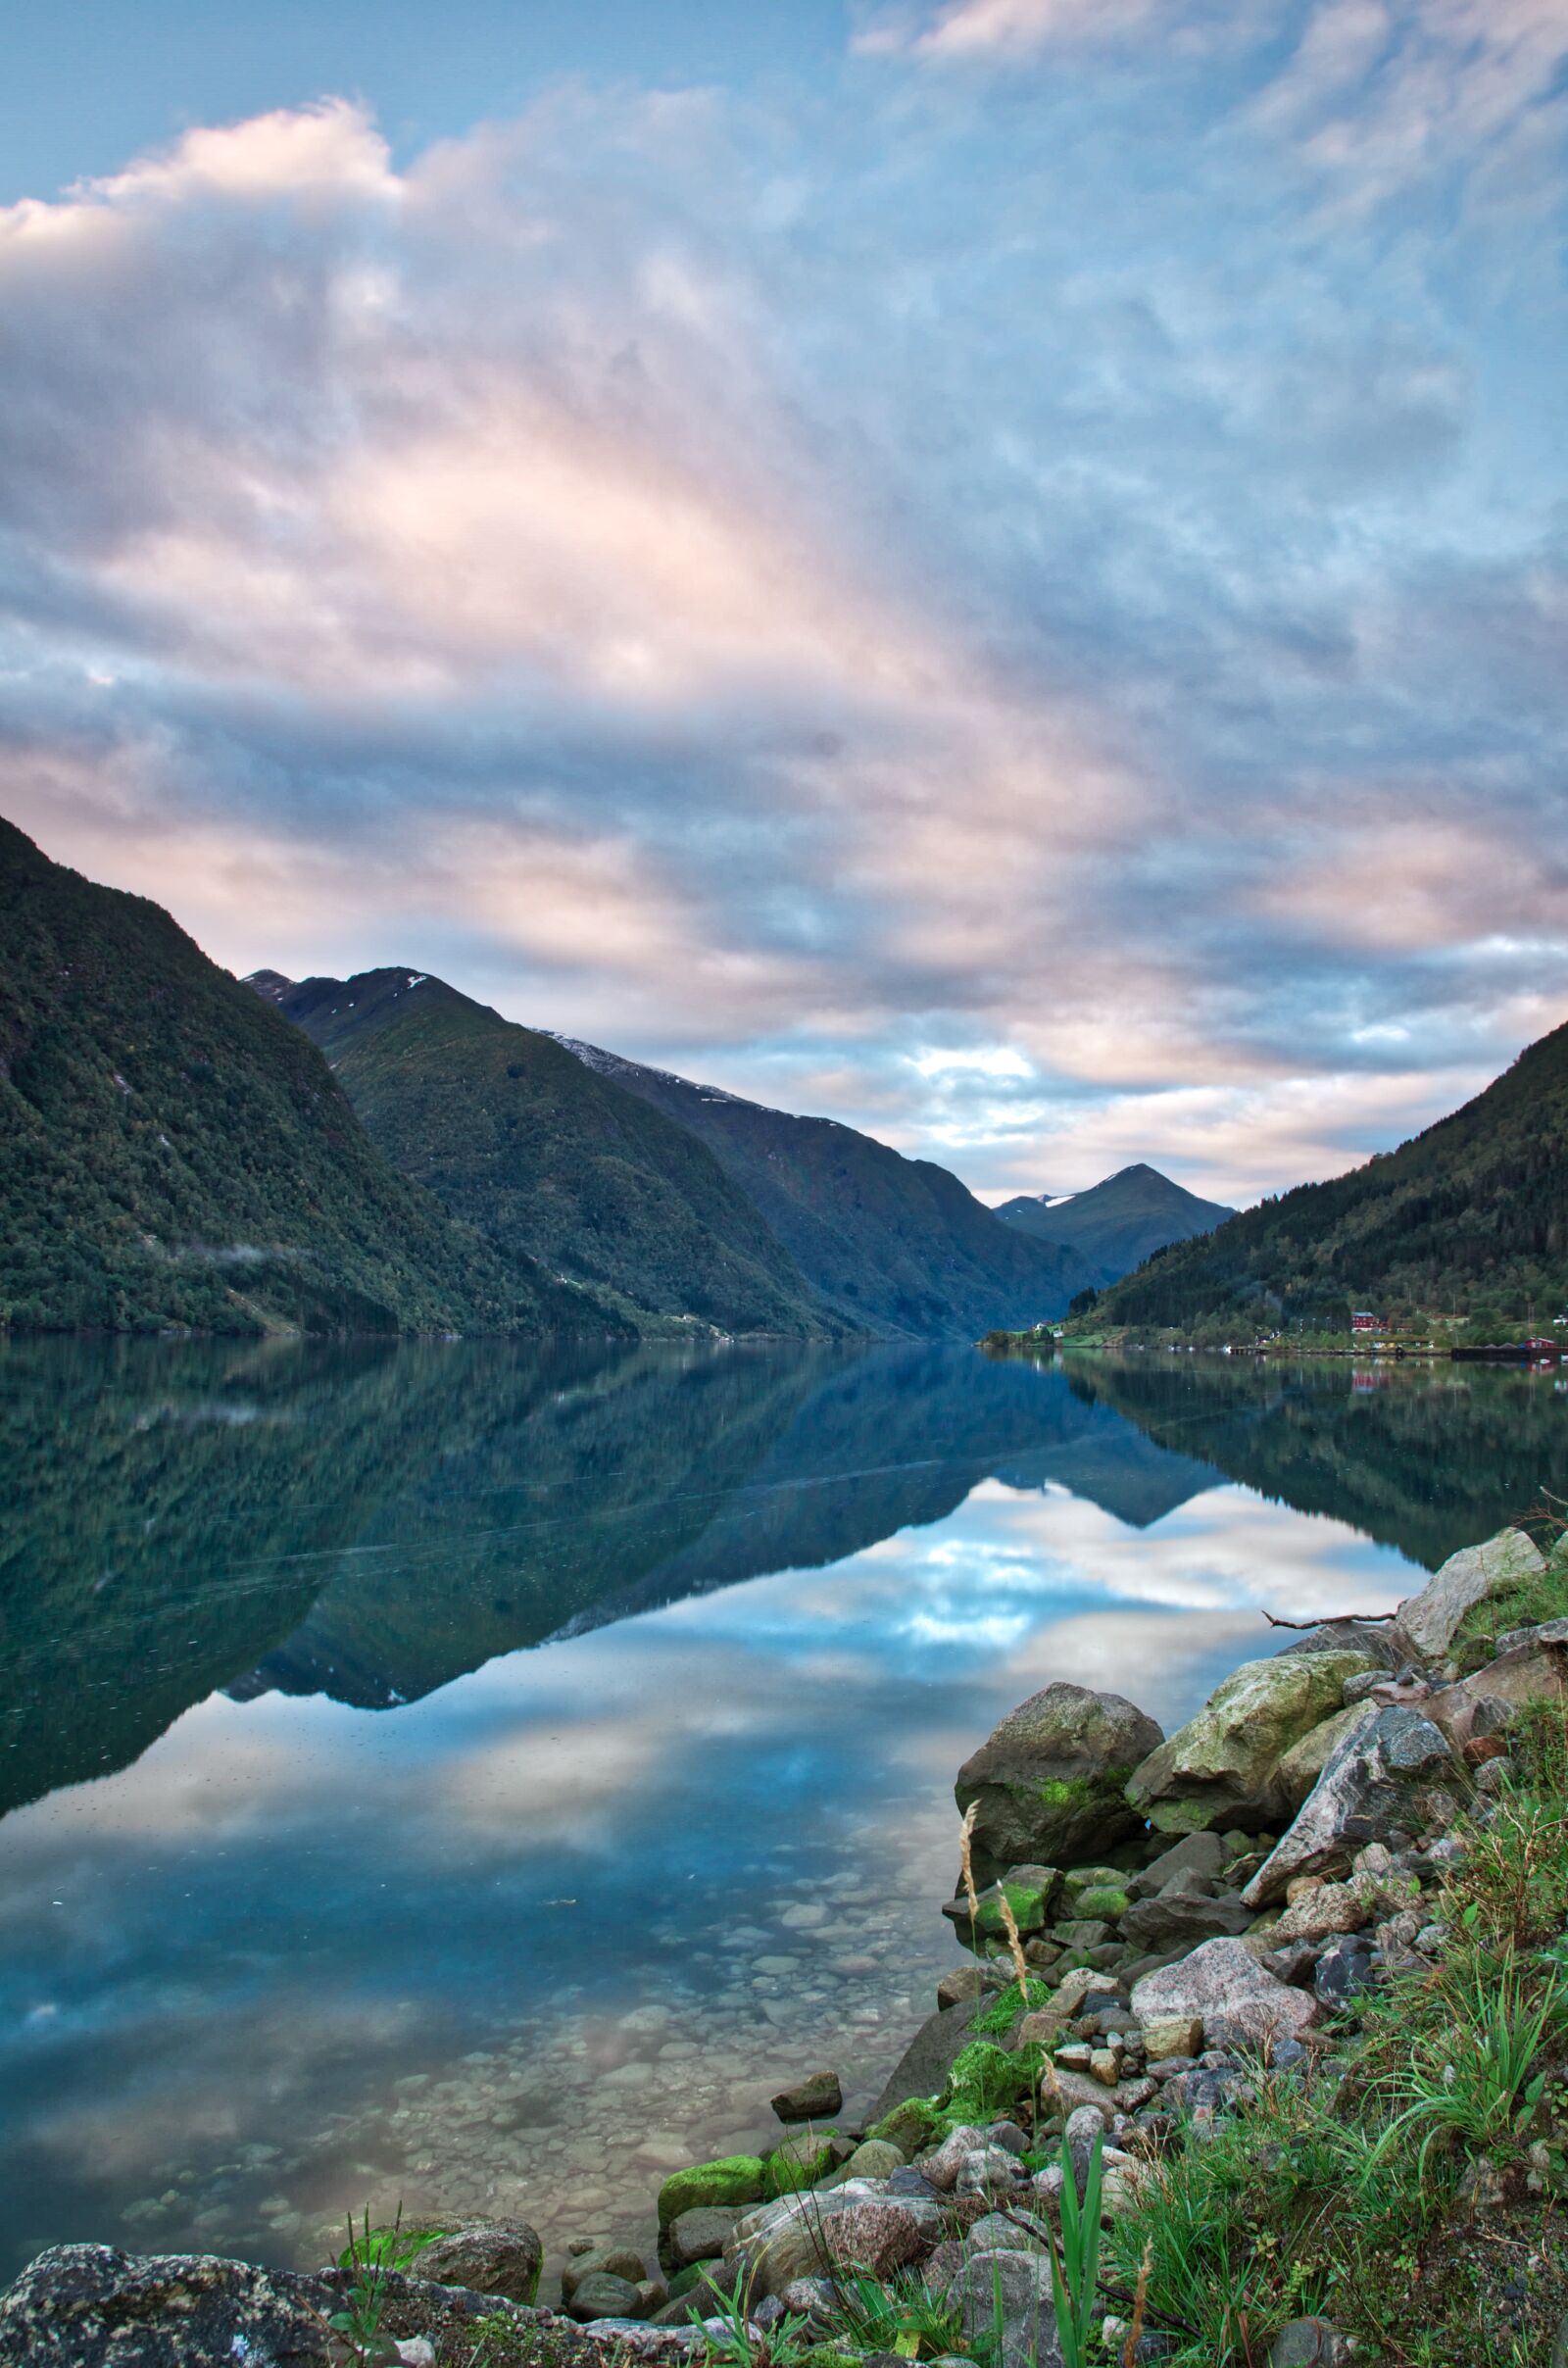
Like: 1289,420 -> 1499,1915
0,1338 -> 1561,2281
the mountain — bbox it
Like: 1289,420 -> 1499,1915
1095,1020 -> 1568,1329
269,968 -> 843,1337
996,1163 -> 1235,1283
0,818 -> 579,1337
552,1038 -> 1093,1336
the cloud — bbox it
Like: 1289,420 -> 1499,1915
2,19 -> 1566,1200
855,0 -> 1162,59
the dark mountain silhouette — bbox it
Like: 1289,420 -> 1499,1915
0,819 -> 575,1337
1096,1021 -> 1568,1327
997,1164 -> 1234,1284
552,1037 -> 1093,1337
269,967 -> 839,1339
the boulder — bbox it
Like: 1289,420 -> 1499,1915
770,2070 -> 842,2123
657,2155 -> 766,2228
1129,1830 -> 1225,1899
1141,2014 -> 1203,2060
1131,1937 -> 1320,2050
950,2248 -> 1065,2368
1395,1528 -> 1544,1662
562,2246 -> 648,2303
0,2246 -> 549,2368
838,2140 -> 906,2182
1255,1881 -> 1370,1949
763,2129 -> 840,2196
822,2199 -> 939,2278
1241,1706 -> 1461,1907
1273,1704 -> 1369,1807
666,2210 -> 738,2270
956,1684 -> 1163,1875
867,2001 -> 981,2125
566,2273 -> 644,2322
416,2219 -> 543,2305
1464,1620 -> 1568,1713
1126,1651 -> 1379,1835
1119,1871 -> 1252,1952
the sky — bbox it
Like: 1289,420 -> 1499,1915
2,1 -> 1566,1206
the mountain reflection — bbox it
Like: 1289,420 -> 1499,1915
2,1337 -> 1560,1819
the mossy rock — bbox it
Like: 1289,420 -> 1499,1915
1073,1884 -> 1130,1921
973,1878 -> 1052,1936
866,2097 -> 944,2157
945,2039 -> 1044,2116
763,2129 -> 840,2196
657,2154 -> 766,2228
956,1684 -> 1163,1875
1126,1650 -> 1378,1834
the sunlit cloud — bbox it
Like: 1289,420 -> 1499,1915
2,3 -> 1566,1199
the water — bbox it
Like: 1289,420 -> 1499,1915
1,1336 -> 1563,2284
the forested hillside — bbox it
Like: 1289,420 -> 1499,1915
554,1037 -> 1092,1336
997,1163 -> 1233,1282
0,820 -> 577,1336
273,969 -> 842,1337
1097,1020 -> 1568,1328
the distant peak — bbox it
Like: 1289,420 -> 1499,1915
244,969 -> 294,1003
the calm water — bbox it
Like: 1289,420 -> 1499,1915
1,1337 -> 1564,2284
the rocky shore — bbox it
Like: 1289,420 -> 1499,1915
5,1524 -> 1567,2368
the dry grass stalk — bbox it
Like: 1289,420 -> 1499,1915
958,1797 -> 983,1938
997,1885 -> 1031,1995
1121,2240 -> 1152,2368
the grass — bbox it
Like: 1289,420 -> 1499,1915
1105,1699 -> 1568,2365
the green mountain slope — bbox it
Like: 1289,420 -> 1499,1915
1097,1020 -> 1568,1328
271,969 -> 843,1337
996,1162 -> 1234,1283
553,1037 -> 1094,1336
0,819 -> 578,1336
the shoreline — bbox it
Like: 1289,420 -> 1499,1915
5,1520 -> 1568,2366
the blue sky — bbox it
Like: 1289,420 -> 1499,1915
3,0 -> 1566,1203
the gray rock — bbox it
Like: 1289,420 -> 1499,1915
1267,2317 -> 1352,2367
1466,1620 -> 1568,1713
416,2220 -> 543,2305
956,1684 -> 1163,1875
562,2247 -> 647,2302
0,2246 -> 548,2368
950,2248 -> 1064,2368
1127,1652 -> 1380,1836
770,2070 -> 843,2123
666,2210 -> 738,2270
567,2273 -> 645,2322
1132,1937 -> 1319,2050
823,2199 -> 940,2277
1241,1706 -> 1461,1906
965,2211 -> 1049,2253
1129,1830 -> 1225,1899
1119,1872 -> 1252,1951
868,2001 -> 981,2125
1395,1529 -> 1544,1661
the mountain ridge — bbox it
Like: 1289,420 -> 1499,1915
1094,1021 -> 1568,1328
996,1161 -> 1235,1284
0,819 -> 575,1336
270,968 -> 843,1339
554,1034 -> 1093,1337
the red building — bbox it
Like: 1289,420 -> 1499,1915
1350,1310 -> 1380,1333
